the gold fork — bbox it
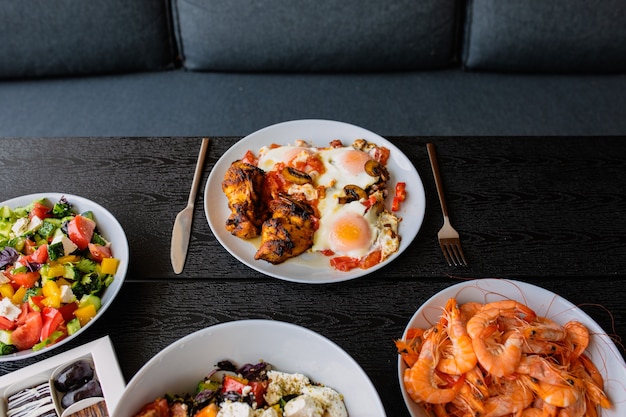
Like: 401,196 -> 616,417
426,143 -> 468,266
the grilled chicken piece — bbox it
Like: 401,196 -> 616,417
255,195 -> 316,264
222,160 -> 266,239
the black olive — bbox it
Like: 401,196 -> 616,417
53,360 -> 94,392
61,379 -> 103,408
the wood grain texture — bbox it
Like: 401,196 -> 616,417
1,136 -> 626,417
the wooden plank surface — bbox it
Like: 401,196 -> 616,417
1,136 -> 625,417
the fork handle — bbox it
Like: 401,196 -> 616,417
426,143 -> 450,218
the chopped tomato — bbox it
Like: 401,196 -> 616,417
222,375 -> 248,394
359,249 -> 382,270
24,239 -> 37,255
29,295 -> 46,311
362,195 -> 377,209
88,243 -> 112,262
249,381 -> 268,407
0,316 -> 16,331
263,169 -> 289,203
57,302 -> 78,322
67,215 -> 96,250
330,256 -> 360,272
30,244 -> 49,264
9,270 -> 40,289
373,146 -> 390,165
30,202 -> 52,220
41,307 -> 65,341
392,182 -> 407,211
242,150 -> 258,165
134,398 -> 170,417
11,310 -> 43,350
320,249 -> 335,256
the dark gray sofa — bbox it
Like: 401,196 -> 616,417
1,0 -> 625,138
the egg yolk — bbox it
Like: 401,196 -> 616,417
329,213 -> 371,254
339,149 -> 371,176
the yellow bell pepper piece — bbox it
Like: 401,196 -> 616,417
42,280 -> 62,308
46,264 -> 66,278
74,304 -> 97,327
0,283 -> 15,299
101,257 -> 120,275
11,286 -> 26,305
55,255 -> 81,264
195,403 -> 218,417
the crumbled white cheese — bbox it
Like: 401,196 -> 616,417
27,215 -> 43,233
217,401 -> 254,417
254,407 -> 279,417
0,297 -> 21,321
264,371 -> 311,406
283,395 -> 324,417
52,232 -> 78,256
11,217 -> 28,235
301,386 -> 348,417
60,285 -> 76,303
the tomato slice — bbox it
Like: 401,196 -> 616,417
41,307 -> 65,341
222,375 -> 248,394
88,243 -> 112,262
11,311 -> 43,350
330,256 -> 360,272
9,270 -> 40,289
58,302 -> 79,322
30,202 -> 52,220
30,244 -> 49,264
249,380 -> 268,407
358,249 -> 382,270
67,215 -> 96,250
0,316 -> 17,331
135,398 -> 169,417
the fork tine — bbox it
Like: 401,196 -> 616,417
449,243 -> 467,266
439,241 -> 453,266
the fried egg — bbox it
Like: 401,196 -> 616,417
312,200 -> 380,259
257,145 -> 315,172
316,147 -> 378,191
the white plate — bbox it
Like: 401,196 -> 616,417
398,279 -> 626,417
205,119 -> 425,283
0,193 -> 129,361
113,319 -> 386,417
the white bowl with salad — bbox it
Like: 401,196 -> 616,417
0,193 -> 129,361
113,319 -> 387,417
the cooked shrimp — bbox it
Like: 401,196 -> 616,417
557,396 -> 587,417
522,316 -> 567,342
468,311 -> 524,377
520,408 -> 544,417
437,298 -> 478,375
467,300 -> 536,340
482,378 -> 534,417
395,328 -> 425,367
519,374 -> 583,408
563,321 -> 589,363
516,354 -> 573,386
403,323 -> 464,404
459,301 -> 483,321
570,354 -> 611,410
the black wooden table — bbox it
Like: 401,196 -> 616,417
1,136 -> 625,417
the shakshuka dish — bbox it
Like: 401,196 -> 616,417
221,138 -> 406,272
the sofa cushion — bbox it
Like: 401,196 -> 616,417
0,0 -> 176,79
172,0 -> 459,72
463,0 -> 626,72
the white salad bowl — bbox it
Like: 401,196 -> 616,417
113,319 -> 387,417
0,193 -> 129,362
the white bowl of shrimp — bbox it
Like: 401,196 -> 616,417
396,278 -> 626,417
